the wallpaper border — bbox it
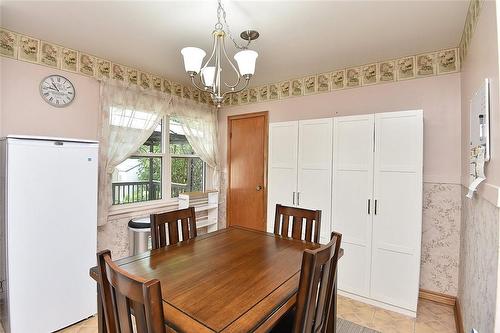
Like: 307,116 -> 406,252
1,26 -> 459,108
0,27 -> 213,105
459,0 -> 483,65
226,47 -> 460,106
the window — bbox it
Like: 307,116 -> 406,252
111,116 -> 205,205
169,118 -> 205,198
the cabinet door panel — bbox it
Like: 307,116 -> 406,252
297,118 -> 333,244
371,110 -> 423,312
267,122 -> 298,232
332,114 -> 374,297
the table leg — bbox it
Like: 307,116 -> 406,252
97,285 -> 107,333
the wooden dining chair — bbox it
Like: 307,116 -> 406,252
274,204 -> 322,243
271,232 -> 342,333
150,207 -> 197,249
96,250 -> 166,333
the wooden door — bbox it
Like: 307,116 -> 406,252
267,121 -> 298,232
227,112 -> 268,230
332,114 -> 375,297
371,110 -> 423,312
297,118 -> 333,244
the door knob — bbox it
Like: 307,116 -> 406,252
256,185 -> 263,191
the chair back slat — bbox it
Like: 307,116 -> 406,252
132,300 -> 148,333
115,292 -> 133,333
291,216 -> 302,239
150,207 -> 197,249
181,218 -> 189,238
293,232 -> 342,333
304,218 -> 313,242
97,250 -> 166,333
274,204 -> 322,243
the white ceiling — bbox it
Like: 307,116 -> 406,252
1,1 -> 469,87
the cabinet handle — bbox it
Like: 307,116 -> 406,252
293,192 -> 296,205
374,200 -> 378,215
368,199 -> 371,214
297,192 -> 300,206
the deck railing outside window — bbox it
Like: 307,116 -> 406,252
112,181 -> 161,205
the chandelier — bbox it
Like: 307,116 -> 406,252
180,0 -> 259,108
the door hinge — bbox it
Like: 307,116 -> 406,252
0,280 -> 4,293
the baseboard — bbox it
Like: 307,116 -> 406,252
454,298 -> 464,333
418,289 -> 456,306
418,289 -> 464,333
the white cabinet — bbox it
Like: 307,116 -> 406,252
268,119 -> 333,244
332,110 -> 423,316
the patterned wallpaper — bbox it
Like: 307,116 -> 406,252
0,27 -> 213,105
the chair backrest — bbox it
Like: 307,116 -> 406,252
274,204 -> 321,243
293,232 -> 342,333
150,207 -> 197,249
97,250 -> 166,333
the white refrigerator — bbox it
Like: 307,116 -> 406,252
0,136 -> 98,333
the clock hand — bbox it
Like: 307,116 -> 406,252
52,82 -> 60,92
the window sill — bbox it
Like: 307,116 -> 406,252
107,199 -> 180,222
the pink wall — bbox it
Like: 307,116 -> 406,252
1,57 -> 100,140
219,73 -> 462,185
460,0 -> 500,204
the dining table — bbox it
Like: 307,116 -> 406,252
89,226 -> 342,333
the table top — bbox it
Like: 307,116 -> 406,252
90,226 -> 324,333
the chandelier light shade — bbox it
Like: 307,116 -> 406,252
201,66 -> 216,87
234,50 -> 258,76
180,0 -> 260,108
181,47 -> 206,74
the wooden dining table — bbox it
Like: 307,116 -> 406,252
89,226 -> 342,333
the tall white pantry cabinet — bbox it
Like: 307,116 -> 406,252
267,118 -> 333,244
267,110 -> 423,316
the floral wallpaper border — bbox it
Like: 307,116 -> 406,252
459,0 -> 483,64
225,47 -> 460,106
0,26 -> 460,108
0,27 -> 213,105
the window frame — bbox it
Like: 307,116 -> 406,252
109,115 -> 207,215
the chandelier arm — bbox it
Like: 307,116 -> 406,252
190,75 -> 210,94
221,37 -> 241,88
200,34 -> 218,77
221,76 -> 250,99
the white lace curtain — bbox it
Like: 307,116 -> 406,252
174,97 -> 219,185
97,79 -> 218,226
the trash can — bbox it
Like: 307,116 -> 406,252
128,217 -> 151,255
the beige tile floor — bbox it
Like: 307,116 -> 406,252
0,295 -> 456,333
337,295 -> 457,333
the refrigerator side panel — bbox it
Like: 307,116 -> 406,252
0,140 -> 8,333
7,139 -> 98,333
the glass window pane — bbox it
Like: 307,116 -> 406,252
112,157 -> 162,205
138,121 -> 162,154
171,156 -> 204,198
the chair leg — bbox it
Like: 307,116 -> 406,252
97,286 -> 107,333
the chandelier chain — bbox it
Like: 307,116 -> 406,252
216,0 -> 250,50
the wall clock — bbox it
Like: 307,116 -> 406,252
39,74 -> 75,107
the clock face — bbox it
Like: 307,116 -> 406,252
39,75 -> 75,107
